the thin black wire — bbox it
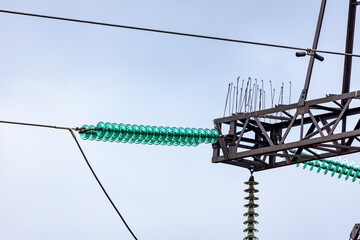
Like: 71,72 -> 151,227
0,120 -> 138,240
0,9 -> 359,58
0,120 -> 57,128
71,133 -> 138,240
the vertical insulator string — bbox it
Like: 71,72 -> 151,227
243,175 -> 259,240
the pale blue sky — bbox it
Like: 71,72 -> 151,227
0,1 -> 359,239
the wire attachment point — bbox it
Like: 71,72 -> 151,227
296,49 -> 324,61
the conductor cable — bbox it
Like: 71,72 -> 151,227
0,9 -> 359,58
0,120 -> 139,240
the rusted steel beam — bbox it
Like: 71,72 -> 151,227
213,129 -> 360,163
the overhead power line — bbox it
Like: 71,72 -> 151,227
0,120 -> 139,240
0,9 -> 360,58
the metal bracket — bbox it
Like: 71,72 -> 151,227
350,224 -> 360,240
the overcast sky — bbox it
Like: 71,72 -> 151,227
1,1 -> 360,239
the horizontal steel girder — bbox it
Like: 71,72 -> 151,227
212,90 -> 360,171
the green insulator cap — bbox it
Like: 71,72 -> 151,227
178,127 -> 186,144
323,161 -> 334,175
132,124 -> 140,138
198,128 -> 206,143
156,126 -> 166,145
144,125 -> 154,141
338,166 -> 347,179
171,127 -> 180,143
352,169 -> 360,182
151,126 -> 160,142
126,123 -> 134,135
165,127 -> 174,143
317,161 -> 326,173
115,123 -> 127,143
152,129 -> 160,145
309,161 -> 316,171
159,126 -> 166,141
139,126 -> 152,144
122,124 -> 133,143
184,128 -> 193,143
80,124 -> 90,140
345,162 -> 354,181
331,160 -> 341,177
88,125 -> 97,141
102,122 -> 114,142
211,129 -> 219,143
109,123 -> 120,142
330,167 -> 337,177
302,161 -> 309,169
204,129 -> 212,144
141,125 -> 154,144
128,124 -> 140,143
135,125 -> 147,144
171,128 -> 180,146
95,122 -> 106,141
354,164 -> 360,172
191,128 -> 199,143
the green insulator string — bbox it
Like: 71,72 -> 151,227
291,150 -> 360,183
78,121 -> 219,147
243,175 -> 259,240
296,158 -> 360,183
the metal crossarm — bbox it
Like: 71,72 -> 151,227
212,91 -> 360,171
